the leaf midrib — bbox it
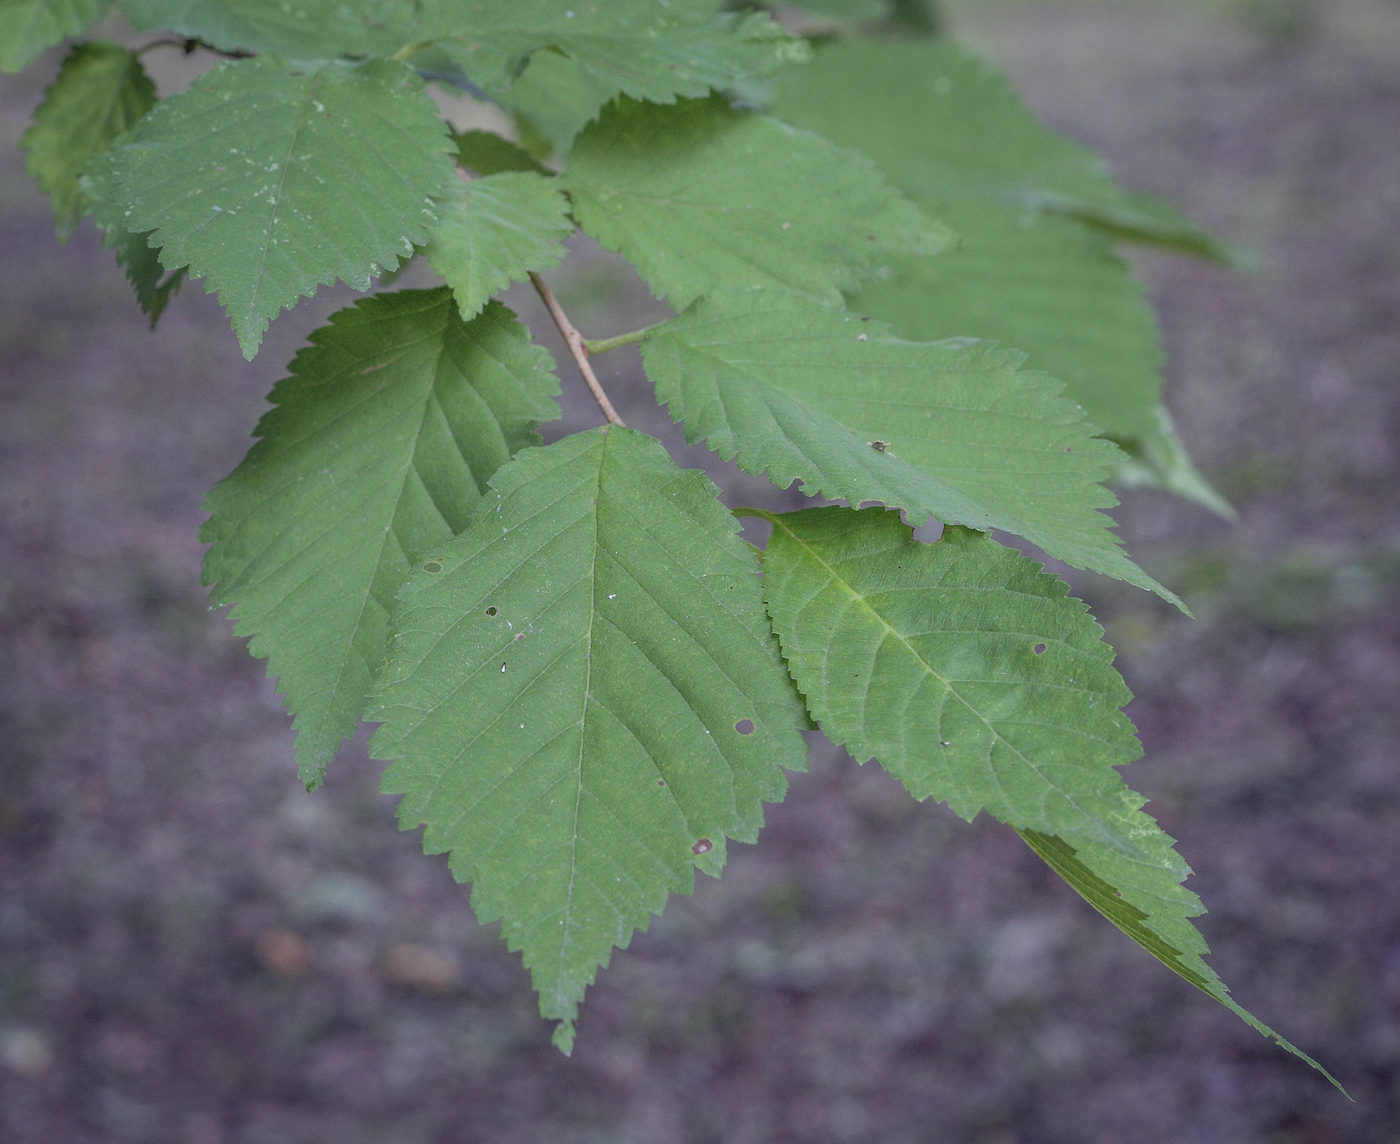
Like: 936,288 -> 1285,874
770,515 -> 1142,860
246,65 -> 325,336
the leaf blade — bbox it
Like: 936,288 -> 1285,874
643,291 -> 1174,600
368,426 -> 809,1046
769,37 -> 1224,443
564,94 -> 949,311
21,41 -> 154,238
759,505 -> 1338,1086
202,289 -> 560,787
90,55 -> 456,357
0,0 -> 110,73
426,171 -> 574,321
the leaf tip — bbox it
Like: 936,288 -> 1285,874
551,1020 -> 576,1055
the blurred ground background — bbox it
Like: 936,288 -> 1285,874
2,0 -> 1399,1140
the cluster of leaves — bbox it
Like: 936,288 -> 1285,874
6,0 -> 1333,1079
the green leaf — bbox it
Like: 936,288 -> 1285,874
124,0 -> 805,129
109,226 -> 185,325
500,48 -> 616,157
768,37 -> 1226,441
1111,403 -> 1235,520
643,291 -> 1176,602
119,0 -> 411,57
368,426 -> 810,1050
21,42 -> 154,238
454,130 -> 549,177
202,289 -> 560,789
421,2 -> 804,102
758,505 -> 1340,1089
854,215 -> 1164,440
89,55 -> 456,358
426,171 -> 573,321
0,0 -> 110,72
563,94 -> 950,311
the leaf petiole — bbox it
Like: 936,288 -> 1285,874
583,326 -> 657,356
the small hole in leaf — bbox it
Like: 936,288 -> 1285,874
422,561 -> 442,573
1033,643 -> 1047,655
734,718 -> 755,735
657,779 -> 666,787
691,839 -> 713,855
486,606 -> 497,616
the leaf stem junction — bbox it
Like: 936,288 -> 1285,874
583,326 -> 657,356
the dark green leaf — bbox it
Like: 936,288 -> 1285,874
759,506 -> 1338,1088
202,289 -> 560,788
119,0 -> 410,57
109,226 -> 185,325
90,55 -> 456,358
369,426 -> 810,1051
454,130 -> 549,177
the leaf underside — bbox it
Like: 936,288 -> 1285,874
0,0 -> 110,73
202,289 -> 560,788
108,227 -> 185,326
369,426 -> 810,1052
759,506 -> 1339,1088
564,94 -> 950,311
90,55 -> 456,358
644,291 -> 1177,603
21,41 -> 155,238
426,170 -> 574,322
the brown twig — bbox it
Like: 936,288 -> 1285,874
529,272 -> 626,428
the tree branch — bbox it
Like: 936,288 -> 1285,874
529,272 -> 626,428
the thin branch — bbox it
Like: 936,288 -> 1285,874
584,325 -> 657,356
529,272 -> 626,428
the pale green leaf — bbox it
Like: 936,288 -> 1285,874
0,0 -> 109,72
769,37 -> 1226,441
21,42 -> 154,238
368,426 -> 810,1049
202,289 -> 560,788
501,48 -> 616,157
854,214 -> 1164,440
643,291 -> 1176,602
759,505 -> 1339,1087
426,171 -> 573,321
771,37 -> 1217,254
563,94 -> 950,311
1111,403 -> 1235,520
89,55 -> 456,358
